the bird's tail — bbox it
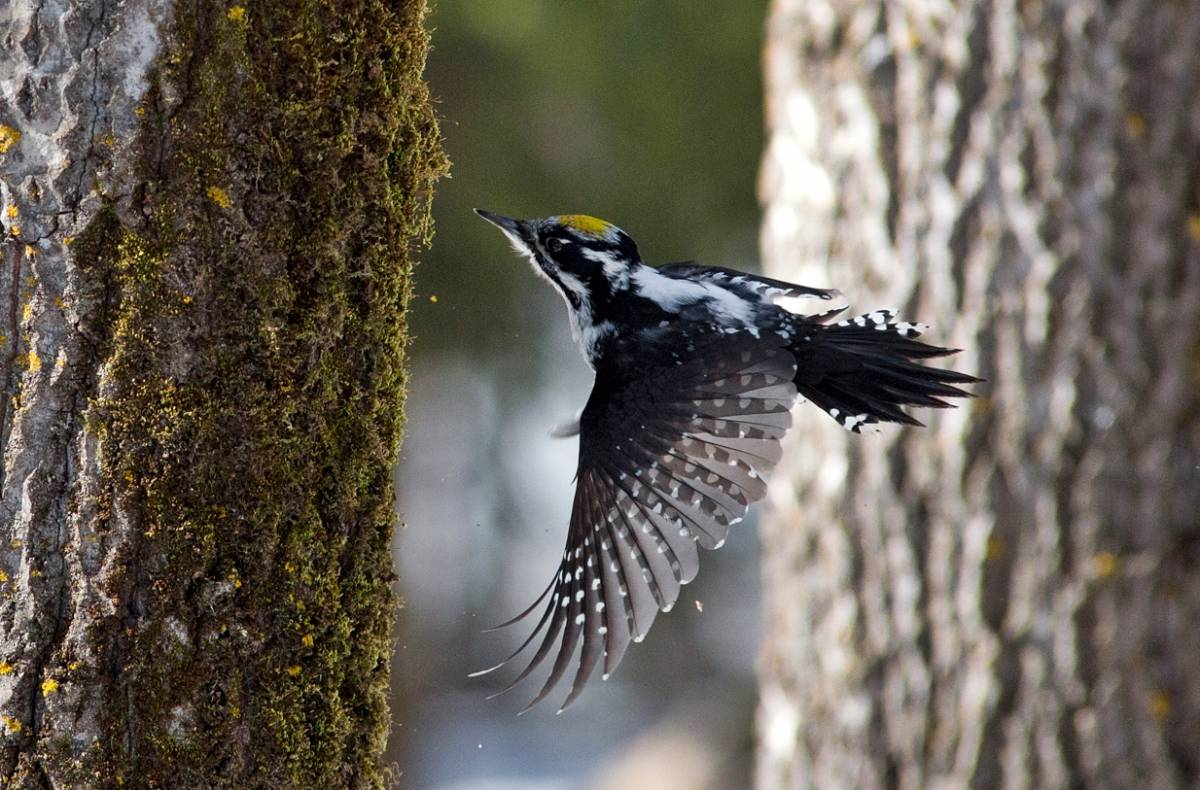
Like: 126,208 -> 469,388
790,308 -> 978,432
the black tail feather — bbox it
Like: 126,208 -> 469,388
793,309 -> 978,433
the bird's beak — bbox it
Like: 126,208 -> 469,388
474,208 -> 521,235
475,209 -> 533,257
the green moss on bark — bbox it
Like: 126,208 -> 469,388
69,1 -> 445,786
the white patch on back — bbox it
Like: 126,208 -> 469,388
631,268 -> 755,327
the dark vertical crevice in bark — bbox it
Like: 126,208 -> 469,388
0,243 -> 23,468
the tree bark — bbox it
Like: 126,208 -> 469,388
756,2 -> 1200,789
0,0 -> 444,786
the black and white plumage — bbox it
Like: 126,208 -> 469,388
473,210 -> 977,712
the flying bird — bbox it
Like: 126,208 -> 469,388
472,210 -> 977,712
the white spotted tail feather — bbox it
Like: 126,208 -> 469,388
792,307 -> 978,433
470,332 -> 797,713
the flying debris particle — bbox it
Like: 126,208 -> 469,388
694,599 -> 704,613
429,294 -> 439,303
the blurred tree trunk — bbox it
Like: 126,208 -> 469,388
0,0 -> 444,787
756,2 -> 1200,789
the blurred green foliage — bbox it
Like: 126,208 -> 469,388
415,0 -> 769,357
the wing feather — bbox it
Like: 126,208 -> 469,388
476,330 -> 798,710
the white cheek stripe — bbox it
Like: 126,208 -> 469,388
581,248 -> 630,289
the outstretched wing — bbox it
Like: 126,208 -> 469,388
474,331 -> 797,712
656,262 -> 841,302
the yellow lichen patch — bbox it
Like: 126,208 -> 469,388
41,678 -> 59,696
1188,214 -> 1200,242
0,570 -> 8,583
21,302 -> 33,323
207,185 -> 233,209
558,214 -> 613,237
0,661 -> 13,675
9,224 -> 20,237
301,633 -> 314,648
1150,690 -> 1171,721
285,665 -> 301,677
23,351 -> 41,373
0,125 -> 19,154
1093,551 -> 1118,578
1125,113 -> 1146,138
68,661 -> 80,671
227,5 -> 246,21
5,205 -> 17,219
2,715 -> 21,734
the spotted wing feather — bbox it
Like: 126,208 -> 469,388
476,332 -> 797,712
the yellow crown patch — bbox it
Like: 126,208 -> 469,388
558,214 -> 613,237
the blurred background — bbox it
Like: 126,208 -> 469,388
388,3 -> 770,788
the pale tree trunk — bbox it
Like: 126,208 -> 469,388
0,1 -> 444,786
756,1 -> 1200,789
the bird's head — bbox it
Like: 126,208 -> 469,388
475,210 -> 642,312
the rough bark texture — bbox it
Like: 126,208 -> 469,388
0,0 -> 445,786
756,2 -> 1200,789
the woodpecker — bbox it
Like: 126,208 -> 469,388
472,209 -> 977,713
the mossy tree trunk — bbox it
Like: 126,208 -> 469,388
757,1 -> 1200,788
0,0 -> 444,786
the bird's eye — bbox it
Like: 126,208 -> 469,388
547,238 -> 565,254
